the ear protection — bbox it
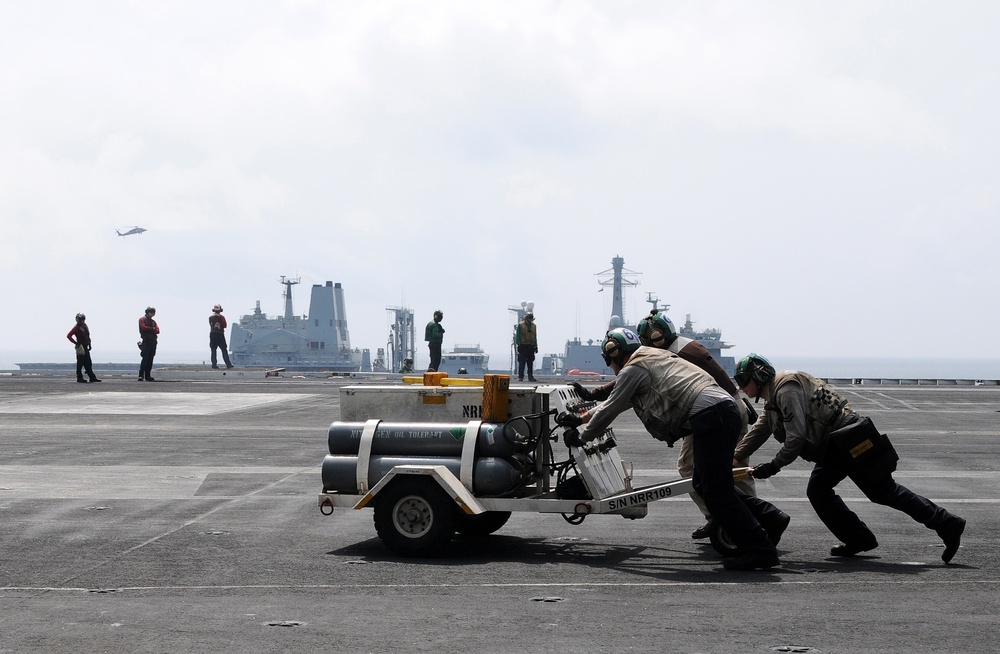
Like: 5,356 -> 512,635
646,325 -> 666,347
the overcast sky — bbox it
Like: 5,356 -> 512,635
3,1 -> 998,369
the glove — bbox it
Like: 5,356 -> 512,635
534,346 -> 538,353
751,461 -> 781,479
563,428 -> 583,448
570,382 -> 593,401
556,411 -> 583,428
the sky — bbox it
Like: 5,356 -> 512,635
3,1 -> 999,371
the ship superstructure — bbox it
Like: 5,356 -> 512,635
229,276 -> 368,371
540,256 -> 736,375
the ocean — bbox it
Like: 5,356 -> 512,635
2,350 -> 999,380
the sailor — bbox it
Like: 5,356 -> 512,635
66,312 -> 101,383
573,309 -> 760,540
398,357 -> 414,374
424,310 -> 445,372
565,328 -> 783,571
734,354 -> 967,563
514,312 -> 538,382
209,304 -> 234,369
138,306 -> 159,382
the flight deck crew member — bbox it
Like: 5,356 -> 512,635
514,312 -> 538,382
565,328 -> 783,571
424,310 -> 445,372
67,312 -> 101,383
209,304 -> 234,369
734,354 -> 966,563
573,310 -> 761,540
138,306 -> 159,381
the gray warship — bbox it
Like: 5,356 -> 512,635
229,276 -> 370,371
539,256 -> 735,375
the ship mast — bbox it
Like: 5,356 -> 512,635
279,275 -> 301,321
645,292 -> 669,316
386,306 -> 415,372
596,255 -> 640,329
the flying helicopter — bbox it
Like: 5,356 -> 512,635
116,226 -> 148,237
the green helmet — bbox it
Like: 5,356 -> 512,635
636,310 -> 677,348
734,353 -> 775,388
601,327 -> 642,366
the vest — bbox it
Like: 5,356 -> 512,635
666,335 -> 692,354
517,321 -> 537,347
765,371 -> 855,462
623,347 -> 715,443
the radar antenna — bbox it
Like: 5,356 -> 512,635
596,255 -> 640,329
278,276 -> 301,321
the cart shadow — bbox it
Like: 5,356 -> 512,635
329,535 -> 957,581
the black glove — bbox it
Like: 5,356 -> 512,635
563,428 -> 583,448
556,411 -> 583,428
570,382 -> 593,401
751,461 -> 781,479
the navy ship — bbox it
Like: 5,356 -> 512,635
540,256 -> 735,376
229,276 -> 369,371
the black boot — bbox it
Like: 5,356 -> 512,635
939,517 -> 966,564
763,511 -> 791,547
77,377 -> 88,383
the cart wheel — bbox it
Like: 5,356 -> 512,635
373,478 -> 456,556
455,511 -> 512,537
709,521 -> 742,557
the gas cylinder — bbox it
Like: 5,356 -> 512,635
320,454 -> 532,496
327,421 -> 528,458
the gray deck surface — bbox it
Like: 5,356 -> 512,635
1,375 -> 997,653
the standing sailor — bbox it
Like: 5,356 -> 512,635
67,312 -> 101,383
515,312 -> 538,382
209,304 -> 234,369
424,310 -> 445,372
138,306 -> 159,382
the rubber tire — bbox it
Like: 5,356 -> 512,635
708,520 -> 742,557
373,477 -> 456,557
454,511 -> 512,537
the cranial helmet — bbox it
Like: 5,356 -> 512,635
636,310 -> 677,348
145,306 -> 156,316
433,310 -> 443,320
734,353 -> 775,388
601,327 -> 642,367
213,304 -> 223,313
524,312 -> 534,320
76,312 -> 86,322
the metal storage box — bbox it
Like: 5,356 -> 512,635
339,385 -> 543,422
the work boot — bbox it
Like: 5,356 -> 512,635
89,377 -> 102,383
723,548 -> 780,571
691,520 -> 713,540
145,376 -> 155,382
528,377 -> 537,382
830,538 -> 879,557
938,517 -> 966,564
764,511 -> 792,547
226,364 -> 234,369
77,377 -> 88,383
211,365 -> 220,369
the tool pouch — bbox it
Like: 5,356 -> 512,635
827,416 -> 899,475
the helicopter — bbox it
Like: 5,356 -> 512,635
116,226 -> 148,237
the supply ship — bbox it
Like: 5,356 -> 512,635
539,256 -> 735,376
